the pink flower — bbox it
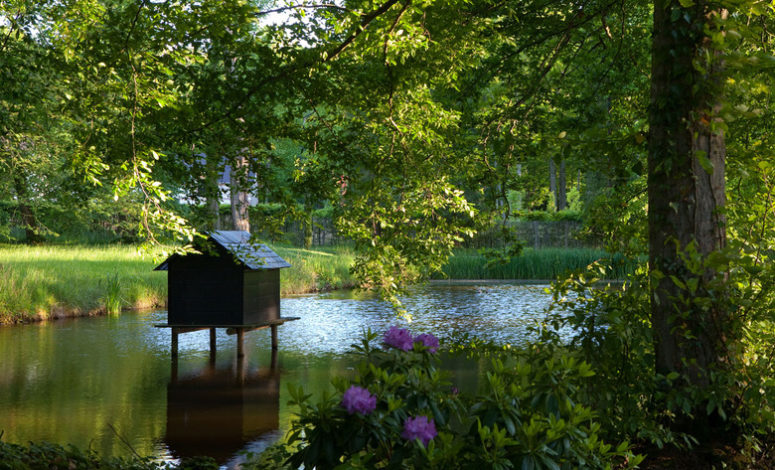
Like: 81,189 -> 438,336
341,385 -> 377,415
383,326 -> 413,351
402,416 -> 437,446
413,333 -> 439,353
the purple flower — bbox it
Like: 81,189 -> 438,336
402,416 -> 437,446
341,385 -> 377,415
414,333 -> 439,353
383,326 -> 413,351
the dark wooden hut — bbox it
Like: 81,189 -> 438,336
155,231 -> 290,326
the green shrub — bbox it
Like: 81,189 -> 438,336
271,330 -> 642,469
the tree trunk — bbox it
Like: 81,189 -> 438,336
648,0 -> 728,386
12,171 -> 41,243
557,159 -> 567,211
230,154 -> 250,232
204,154 -> 221,231
548,158 -> 557,211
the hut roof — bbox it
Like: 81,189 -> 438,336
154,230 -> 291,271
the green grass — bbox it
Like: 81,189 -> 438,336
274,244 -> 357,294
0,243 -> 357,323
435,248 -> 637,280
0,244 -> 168,323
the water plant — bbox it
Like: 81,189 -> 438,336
101,272 -> 124,315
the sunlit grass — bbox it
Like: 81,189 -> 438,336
273,245 -> 357,294
0,244 -> 167,323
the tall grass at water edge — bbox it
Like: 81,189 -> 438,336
0,244 -> 358,323
435,248 -> 637,280
0,244 -> 168,323
273,245 -> 357,294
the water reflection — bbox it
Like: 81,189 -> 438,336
163,352 -> 280,465
0,282 -> 559,462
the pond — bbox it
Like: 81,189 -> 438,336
0,282 -> 558,467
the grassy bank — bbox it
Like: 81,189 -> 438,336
435,247 -> 637,280
0,244 -> 357,324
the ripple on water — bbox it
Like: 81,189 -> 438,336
278,283 -> 556,355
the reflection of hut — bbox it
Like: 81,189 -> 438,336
164,364 -> 280,463
155,230 -> 291,326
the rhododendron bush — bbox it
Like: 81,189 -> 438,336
263,329 -> 643,469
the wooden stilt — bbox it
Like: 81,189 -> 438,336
171,328 -> 179,358
270,347 -> 278,371
171,355 -> 178,383
170,328 -> 179,383
271,324 -> 278,350
209,328 -> 217,364
237,328 -> 245,358
236,352 -> 247,385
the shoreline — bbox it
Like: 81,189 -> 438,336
1,277 -> 627,326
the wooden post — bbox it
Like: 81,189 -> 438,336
171,328 -> 179,358
270,347 -> 278,371
271,324 -> 278,350
209,328 -> 217,364
237,328 -> 245,358
170,328 -> 179,383
236,352 -> 247,385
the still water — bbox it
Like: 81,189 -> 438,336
0,282 -> 555,466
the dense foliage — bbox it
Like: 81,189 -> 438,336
250,330 -> 643,470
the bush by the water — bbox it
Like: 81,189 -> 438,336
248,329 -> 643,469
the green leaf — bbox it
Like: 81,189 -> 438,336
694,150 -> 713,174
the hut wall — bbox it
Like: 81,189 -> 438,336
242,269 -> 280,323
167,253 -> 244,325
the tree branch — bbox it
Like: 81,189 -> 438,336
324,0 -> 401,62
256,4 -> 352,16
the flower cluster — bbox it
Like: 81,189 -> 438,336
382,327 -> 439,353
414,333 -> 439,353
401,415 -> 437,447
341,385 -> 377,415
383,326 -> 414,351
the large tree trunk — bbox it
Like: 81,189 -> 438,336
230,154 -> 250,232
557,159 -> 567,211
204,155 -> 221,231
12,171 -> 41,243
648,0 -> 728,386
548,158 -> 557,210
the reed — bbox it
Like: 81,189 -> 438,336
436,248 -> 636,280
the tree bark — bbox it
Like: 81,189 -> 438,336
203,154 -> 221,231
12,171 -> 41,243
648,0 -> 728,386
557,159 -> 567,211
549,158 -> 557,211
230,154 -> 250,232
